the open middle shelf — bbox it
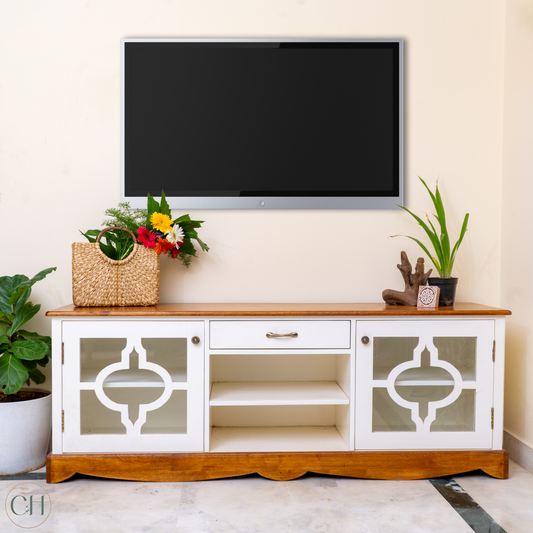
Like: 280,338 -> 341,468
207,351 -> 353,452
210,381 -> 349,406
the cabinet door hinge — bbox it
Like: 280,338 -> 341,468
62,410 -> 65,432
492,340 -> 496,363
62,342 -> 64,364
491,407 -> 494,429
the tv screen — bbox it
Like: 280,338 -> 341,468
122,38 -> 403,209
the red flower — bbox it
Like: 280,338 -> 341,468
154,238 -> 175,255
171,244 -> 181,258
137,227 -> 156,249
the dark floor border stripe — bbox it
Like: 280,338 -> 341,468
0,472 -> 47,481
430,477 -> 506,533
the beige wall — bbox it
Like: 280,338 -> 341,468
501,0 -> 533,449
1,0 -> 508,415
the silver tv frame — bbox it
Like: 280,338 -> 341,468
121,38 -> 403,210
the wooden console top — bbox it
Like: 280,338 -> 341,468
46,302 -> 511,317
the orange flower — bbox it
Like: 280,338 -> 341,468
154,238 -> 175,255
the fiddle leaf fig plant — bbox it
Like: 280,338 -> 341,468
392,177 -> 469,279
0,267 -> 56,395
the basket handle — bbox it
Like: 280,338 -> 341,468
96,226 -> 137,244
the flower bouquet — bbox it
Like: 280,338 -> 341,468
81,191 -> 209,267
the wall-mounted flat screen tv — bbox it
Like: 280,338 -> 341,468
122,38 -> 403,209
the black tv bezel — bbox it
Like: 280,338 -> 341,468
121,38 -> 403,210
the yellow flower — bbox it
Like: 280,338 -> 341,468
150,212 -> 173,233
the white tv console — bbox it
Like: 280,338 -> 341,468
46,303 -> 510,483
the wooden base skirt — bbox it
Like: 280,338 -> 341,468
46,450 -> 509,484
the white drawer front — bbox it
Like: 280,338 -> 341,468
210,320 -> 351,349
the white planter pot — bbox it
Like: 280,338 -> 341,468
0,391 -> 52,475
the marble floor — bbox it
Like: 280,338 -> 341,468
0,461 -> 532,532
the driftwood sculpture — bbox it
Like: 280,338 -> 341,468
382,251 -> 432,306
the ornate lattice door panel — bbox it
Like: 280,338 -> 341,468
62,321 -> 204,452
355,320 -> 494,450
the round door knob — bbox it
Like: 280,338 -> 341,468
191,336 -> 201,345
361,336 -> 370,345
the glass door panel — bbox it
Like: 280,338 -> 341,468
433,337 -> 476,381
372,388 -> 416,432
143,338 -> 188,382
142,390 -> 187,434
355,320 -> 494,450
80,390 -> 126,435
79,338 -> 126,382
63,320 -> 204,453
373,337 -> 419,380
432,389 -> 475,432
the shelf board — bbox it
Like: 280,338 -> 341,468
210,381 -> 349,406
102,382 -> 165,388
374,366 -> 476,387
80,368 -> 187,387
209,426 -> 349,452
395,380 -> 455,387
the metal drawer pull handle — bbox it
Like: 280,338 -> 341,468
361,336 -> 370,345
266,332 -> 298,338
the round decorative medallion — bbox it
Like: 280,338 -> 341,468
419,286 -> 438,306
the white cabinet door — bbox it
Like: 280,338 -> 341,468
355,320 -> 494,450
62,320 -> 204,453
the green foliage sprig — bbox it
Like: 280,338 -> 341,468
392,177 -> 469,279
80,202 -> 149,261
0,267 -> 56,395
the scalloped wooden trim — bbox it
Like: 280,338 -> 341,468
46,450 -> 508,483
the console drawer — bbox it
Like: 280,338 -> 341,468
209,320 -> 351,350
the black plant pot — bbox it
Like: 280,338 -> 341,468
428,277 -> 458,306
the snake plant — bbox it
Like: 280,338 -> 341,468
393,177 -> 469,279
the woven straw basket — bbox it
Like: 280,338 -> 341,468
72,226 -> 160,307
